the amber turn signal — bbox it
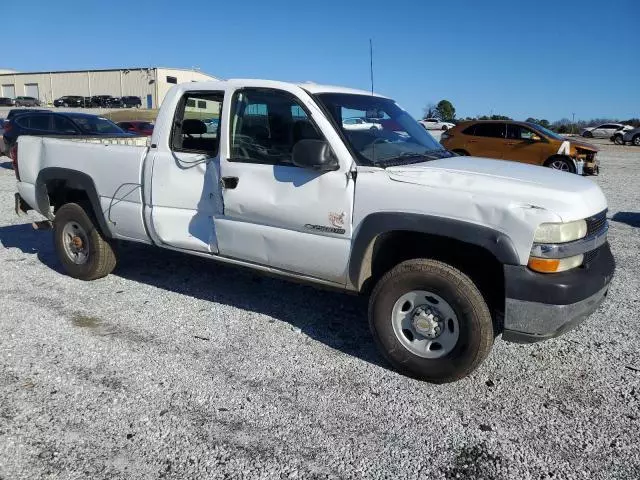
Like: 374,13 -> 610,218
528,254 -> 584,273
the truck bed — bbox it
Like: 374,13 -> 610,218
16,135 -> 151,242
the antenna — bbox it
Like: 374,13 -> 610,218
369,39 -> 374,95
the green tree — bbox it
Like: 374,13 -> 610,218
423,103 -> 437,119
436,100 -> 456,122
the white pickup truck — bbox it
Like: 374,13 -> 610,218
13,79 -> 615,383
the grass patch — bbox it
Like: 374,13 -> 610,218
100,109 -> 159,123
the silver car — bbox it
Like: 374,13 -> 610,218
622,127 -> 640,146
582,123 -> 632,139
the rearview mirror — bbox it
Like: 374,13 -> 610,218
292,139 -> 339,172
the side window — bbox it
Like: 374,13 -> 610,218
507,124 -> 535,140
53,116 -> 79,133
166,76 -> 178,84
473,123 -> 505,138
171,91 -> 223,155
462,124 -> 475,135
230,88 -> 322,165
25,114 -> 52,131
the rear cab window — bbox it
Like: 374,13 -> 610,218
171,91 -> 224,156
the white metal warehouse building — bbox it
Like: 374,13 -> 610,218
0,67 -> 217,108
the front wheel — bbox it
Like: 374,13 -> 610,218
368,259 -> 494,383
546,157 -> 576,173
53,203 -> 117,281
614,135 -> 624,145
582,131 -> 593,138
633,135 -> 640,147
442,125 -> 448,130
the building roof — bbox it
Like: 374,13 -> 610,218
0,67 -> 216,78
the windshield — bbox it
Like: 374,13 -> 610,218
314,93 -> 453,167
67,115 -> 124,134
527,122 -> 565,141
137,122 -> 154,130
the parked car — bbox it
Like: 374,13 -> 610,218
54,96 -> 86,108
0,97 -> 15,106
14,96 -> 41,107
622,127 -> 640,146
83,97 -> 92,108
203,118 -> 219,134
117,121 -> 154,136
419,117 -> 455,130
121,96 -> 142,108
90,95 -> 122,108
581,123 -> 632,138
440,120 -> 599,174
3,111 -> 129,154
342,117 -> 383,131
13,78 -> 614,383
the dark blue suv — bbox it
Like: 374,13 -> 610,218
2,111 -> 131,154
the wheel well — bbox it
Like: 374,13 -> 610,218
359,231 -> 505,331
46,180 -> 92,214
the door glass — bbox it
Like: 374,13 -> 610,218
507,124 -> 535,140
27,114 -> 51,131
53,116 -> 79,133
473,123 -> 506,138
230,89 -> 322,165
171,92 -> 223,155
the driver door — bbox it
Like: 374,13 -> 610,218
216,86 -> 354,284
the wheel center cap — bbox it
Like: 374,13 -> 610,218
412,307 -> 443,339
71,236 -> 83,248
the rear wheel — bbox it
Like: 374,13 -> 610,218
368,259 -> 494,383
53,203 -> 116,281
545,157 -> 576,173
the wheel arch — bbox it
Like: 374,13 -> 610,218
36,167 -> 112,238
349,212 -> 519,284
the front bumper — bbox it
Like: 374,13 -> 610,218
502,242 -> 615,343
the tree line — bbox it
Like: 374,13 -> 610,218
424,100 -> 640,132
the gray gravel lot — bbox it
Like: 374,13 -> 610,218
0,141 -> 639,479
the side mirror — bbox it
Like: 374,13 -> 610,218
292,139 -> 339,172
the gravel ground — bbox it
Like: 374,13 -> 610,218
0,142 -> 639,480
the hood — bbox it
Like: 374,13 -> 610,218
383,156 -> 607,222
568,138 -> 599,152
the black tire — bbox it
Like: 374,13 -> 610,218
582,131 -> 593,138
368,259 -> 494,383
633,135 -> 640,147
545,156 -> 576,174
614,135 -> 624,145
53,203 -> 116,281
442,125 -> 448,130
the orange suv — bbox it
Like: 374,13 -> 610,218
440,120 -> 599,174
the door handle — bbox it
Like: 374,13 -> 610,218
468,140 -> 478,143
221,176 -> 239,189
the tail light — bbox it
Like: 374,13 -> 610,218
10,144 -> 20,181
3,120 -> 12,133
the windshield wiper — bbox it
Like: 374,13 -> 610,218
375,151 -> 446,167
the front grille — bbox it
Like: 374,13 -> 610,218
586,210 -> 607,236
583,247 -> 600,266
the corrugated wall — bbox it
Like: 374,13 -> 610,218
120,69 -> 156,106
51,72 -> 91,99
155,68 -> 218,108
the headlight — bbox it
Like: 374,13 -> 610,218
533,219 -> 587,244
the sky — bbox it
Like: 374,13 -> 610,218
2,0 -> 638,121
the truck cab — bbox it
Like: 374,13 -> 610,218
13,79 -> 615,383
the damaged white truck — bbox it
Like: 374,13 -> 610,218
13,79 -> 615,382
